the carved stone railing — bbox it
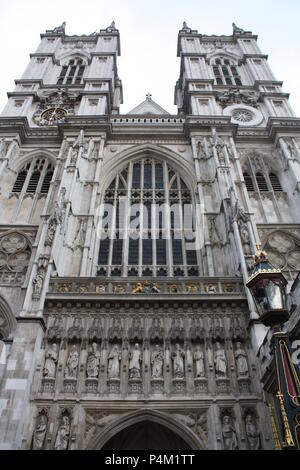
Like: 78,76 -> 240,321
47,277 -> 245,298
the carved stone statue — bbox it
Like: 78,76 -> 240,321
129,343 -> 142,379
172,343 -> 185,378
32,413 -> 48,450
64,345 -> 79,379
54,415 -> 70,450
245,413 -> 260,449
222,414 -> 238,450
194,346 -> 205,378
86,342 -> 100,378
32,269 -> 46,300
151,344 -> 164,378
214,342 -> 227,377
235,342 -> 249,377
0,138 -> 6,159
107,345 -> 121,379
245,413 -> 260,450
43,343 -> 58,378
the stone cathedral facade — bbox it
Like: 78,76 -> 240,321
0,20 -> 299,450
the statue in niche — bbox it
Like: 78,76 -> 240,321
0,138 -> 6,159
194,346 -> 205,378
107,345 -> 121,379
235,342 -> 249,377
214,342 -> 227,377
43,343 -> 58,378
222,414 -> 238,450
245,413 -> 260,450
238,220 -> 251,255
64,345 -> 79,379
86,342 -> 100,378
129,343 -> 142,379
54,415 -> 70,450
32,269 -> 46,300
172,343 -> 185,378
32,413 -> 48,450
151,344 -> 164,379
73,218 -> 87,248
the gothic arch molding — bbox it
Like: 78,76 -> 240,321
57,50 -> 91,66
99,143 -> 197,195
9,148 -> 57,174
0,295 -> 16,340
89,409 -> 206,450
207,50 -> 242,63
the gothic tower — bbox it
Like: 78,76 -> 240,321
0,20 -> 299,450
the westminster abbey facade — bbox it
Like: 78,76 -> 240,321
0,21 -> 299,450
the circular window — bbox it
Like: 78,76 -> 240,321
232,109 -> 253,123
223,104 -> 264,127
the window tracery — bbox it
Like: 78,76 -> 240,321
212,58 -> 242,86
97,158 -> 200,277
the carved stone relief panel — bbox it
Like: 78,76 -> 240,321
0,231 -> 33,284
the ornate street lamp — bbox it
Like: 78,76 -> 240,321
246,246 -> 300,450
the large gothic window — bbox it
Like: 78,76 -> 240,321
97,159 -> 200,277
57,58 -> 85,85
212,58 -> 242,86
12,159 -> 54,195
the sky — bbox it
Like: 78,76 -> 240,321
0,0 -> 300,115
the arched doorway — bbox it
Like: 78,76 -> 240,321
89,409 -> 205,450
102,420 -> 192,450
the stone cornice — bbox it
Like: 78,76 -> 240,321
16,316 -> 46,332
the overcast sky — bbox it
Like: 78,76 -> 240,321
0,0 -> 300,115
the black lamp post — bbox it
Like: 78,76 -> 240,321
246,247 -> 300,450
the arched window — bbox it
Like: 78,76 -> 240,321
255,172 -> 269,192
97,158 -> 200,278
243,172 -> 255,192
57,57 -> 85,85
269,172 -> 282,192
12,158 -> 54,195
212,57 -> 242,86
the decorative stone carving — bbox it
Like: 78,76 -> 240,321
87,317 -> 103,342
43,343 -> 58,378
190,317 -> 205,341
73,217 -> 87,249
32,89 -> 78,127
129,343 -> 142,379
245,412 -> 260,450
86,342 -> 100,378
214,342 -> 227,377
235,342 -> 249,377
210,316 -> 225,341
131,282 -> 160,294
67,315 -> 84,341
108,316 -> 123,341
54,414 -> 70,450
232,22 -> 245,34
194,346 -> 205,378
217,89 -> 259,109
0,138 -> 7,159
0,232 -> 31,284
128,316 -> 144,342
151,344 -> 164,378
107,345 -> 121,380
32,255 -> 49,301
64,345 -> 79,379
222,413 -> 238,450
47,316 -> 64,342
32,411 -> 48,450
169,318 -> 184,342
172,343 -> 185,378
45,189 -> 67,246
149,316 -> 165,342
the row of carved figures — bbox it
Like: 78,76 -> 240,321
43,341 -> 249,382
31,408 -> 261,450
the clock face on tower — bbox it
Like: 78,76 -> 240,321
32,89 -> 77,127
40,107 -> 68,125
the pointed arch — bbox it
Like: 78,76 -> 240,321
57,50 -> 91,66
99,143 -> 197,195
89,409 -> 206,450
0,295 -> 16,340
